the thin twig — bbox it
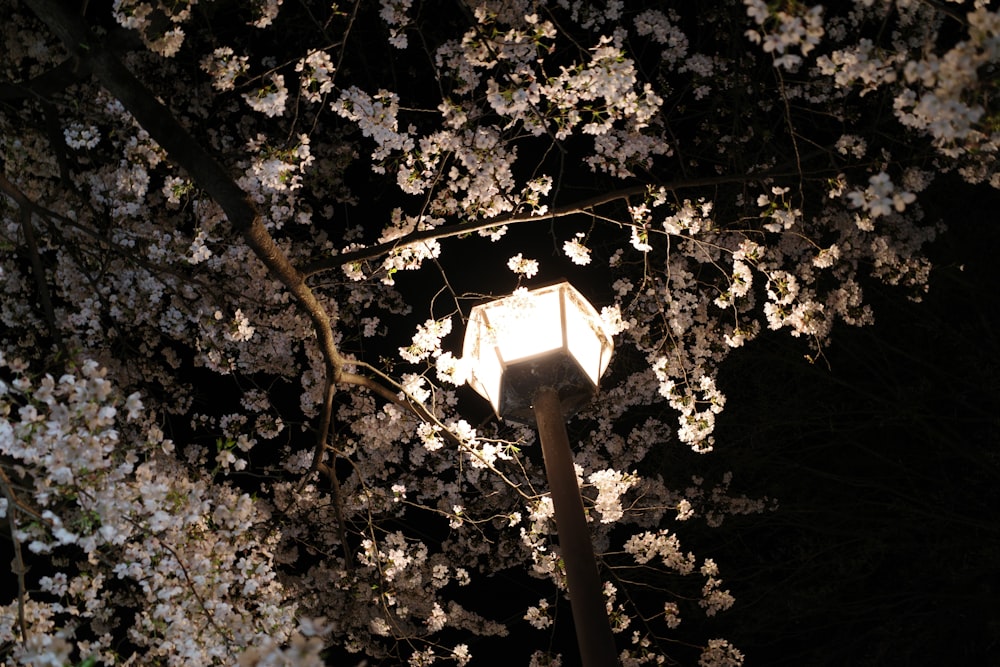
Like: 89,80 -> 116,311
337,365 -> 533,499
304,184 -> 650,276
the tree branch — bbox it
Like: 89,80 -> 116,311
0,467 -> 31,646
303,184 -> 650,277
301,170 -> 806,277
306,377 -> 355,572
0,172 -> 63,351
21,5 -> 366,575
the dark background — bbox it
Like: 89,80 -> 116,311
686,180 -> 1000,666
375,177 -> 1000,666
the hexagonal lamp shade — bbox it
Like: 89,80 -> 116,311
462,281 -> 614,425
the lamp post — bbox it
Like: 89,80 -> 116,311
462,281 -> 619,667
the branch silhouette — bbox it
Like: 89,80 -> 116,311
302,171 -> 809,277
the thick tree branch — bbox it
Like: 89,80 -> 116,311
20,6 -> 369,576
0,468 -> 31,646
0,172 -> 63,350
307,377 -> 355,572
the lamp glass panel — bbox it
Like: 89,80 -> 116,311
485,288 -> 563,364
563,288 -> 611,387
462,307 -> 503,411
598,339 -> 613,377
462,281 -> 615,418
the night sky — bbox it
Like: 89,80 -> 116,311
658,178 -> 1000,666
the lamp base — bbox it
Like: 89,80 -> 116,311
498,352 -> 596,425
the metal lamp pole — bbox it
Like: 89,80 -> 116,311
533,385 -> 619,667
461,281 -> 620,666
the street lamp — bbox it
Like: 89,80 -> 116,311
462,281 -> 619,667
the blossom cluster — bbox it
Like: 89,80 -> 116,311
399,317 -> 453,364
295,50 -> 336,103
112,0 -> 189,56
846,171 -> 917,222
0,354 -> 320,666
744,0 -> 824,70
379,0 -> 413,49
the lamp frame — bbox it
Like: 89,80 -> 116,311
463,280 -> 614,425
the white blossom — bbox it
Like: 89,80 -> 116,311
507,253 -> 539,278
243,73 -> 289,117
563,233 -> 593,265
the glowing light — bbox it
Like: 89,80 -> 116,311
462,282 -> 614,424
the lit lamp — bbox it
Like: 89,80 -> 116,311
463,281 -> 619,667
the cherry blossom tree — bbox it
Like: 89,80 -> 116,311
0,0 -> 996,664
